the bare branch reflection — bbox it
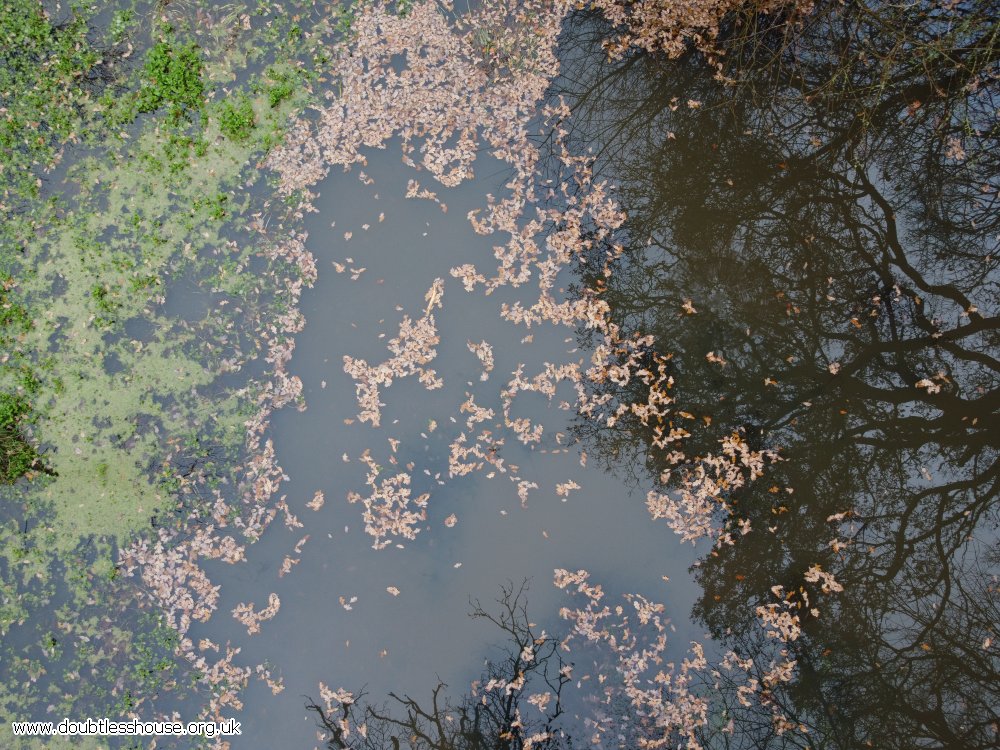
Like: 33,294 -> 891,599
308,581 -> 573,750
554,2 -> 999,747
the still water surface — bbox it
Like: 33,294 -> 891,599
196,144 -> 709,747
177,7 -> 997,749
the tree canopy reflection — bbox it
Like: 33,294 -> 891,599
555,2 -> 999,747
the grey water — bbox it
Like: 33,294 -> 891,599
149,6 -> 1000,749
193,142 -> 711,747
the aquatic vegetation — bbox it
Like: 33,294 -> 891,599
0,0 -> 104,213
0,393 -> 39,484
0,0 -> 330,739
0,0 -> 125,487
135,39 -> 206,121
264,71 -> 297,109
217,96 -> 256,143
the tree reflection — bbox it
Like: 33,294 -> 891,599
555,3 -> 999,748
308,581 -> 573,750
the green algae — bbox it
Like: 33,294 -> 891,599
0,0 -> 115,485
0,0 -> 273,525
12,10 -> 311,549
0,0 -> 332,740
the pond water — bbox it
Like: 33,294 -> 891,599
189,6 -> 999,748
195,140 -> 711,748
547,11 -> 1000,748
2,1 -> 997,749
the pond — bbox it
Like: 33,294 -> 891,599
202,142 -> 711,746
1,1 -> 997,749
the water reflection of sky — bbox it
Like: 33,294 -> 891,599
176,6 -> 999,747
193,145 -> 710,748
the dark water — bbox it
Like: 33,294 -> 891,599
546,11 -> 1000,749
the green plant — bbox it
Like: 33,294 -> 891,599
333,0 -> 362,36
130,274 -> 160,292
91,284 -> 118,315
217,95 -> 256,142
163,131 -> 196,172
0,282 -> 32,333
109,9 -> 134,44
0,392 -> 38,483
207,193 -> 228,220
135,40 -> 205,122
266,72 -> 296,108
